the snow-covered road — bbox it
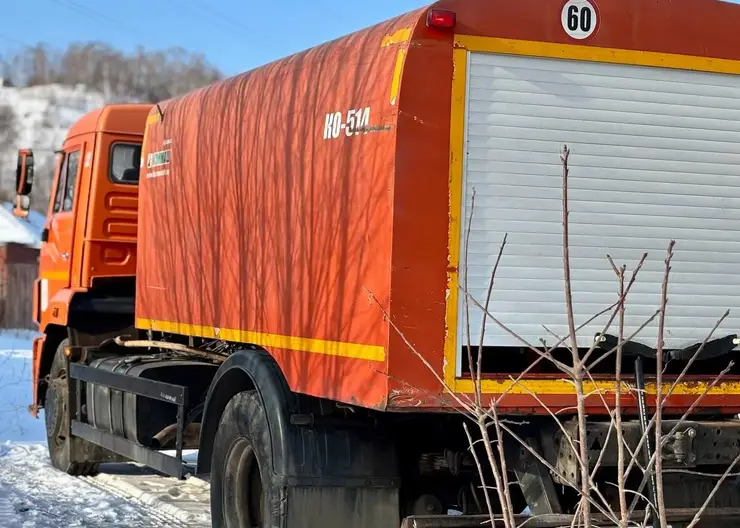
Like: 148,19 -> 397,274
0,443 -> 200,527
0,331 -> 211,527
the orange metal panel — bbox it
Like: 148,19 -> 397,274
137,12 -> 423,410
30,336 -> 45,417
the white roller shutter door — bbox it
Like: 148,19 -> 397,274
460,51 -> 740,358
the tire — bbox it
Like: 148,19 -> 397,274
210,390 -> 279,528
44,339 -> 99,476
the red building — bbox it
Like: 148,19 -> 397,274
0,203 -> 42,329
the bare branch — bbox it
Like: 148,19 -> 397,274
463,422 -> 499,527
497,421 -> 620,524
661,309 -> 730,406
477,233 -> 508,406
561,144 -> 592,527
365,289 -> 476,414
612,261 -> 629,528
654,240 -> 675,528
461,290 -> 571,375
685,453 -> 740,528
627,361 -> 735,516
463,189 -> 478,404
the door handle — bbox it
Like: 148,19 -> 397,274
61,252 -> 69,260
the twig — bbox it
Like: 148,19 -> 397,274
479,412 -> 516,528
505,376 -> 585,469
477,233 -> 507,406
464,189 -> 478,403
561,144 -> 591,528
579,252 -> 649,368
654,240 -> 675,528
627,361 -> 735,516
663,468 -> 740,478
610,259 -> 629,528
585,309 -> 660,372
497,420 -> 620,525
685,452 -> 740,528
365,289 -> 476,414
380,371 -> 474,421
463,422 -> 498,527
113,337 -> 225,362
468,190 -> 515,527
460,290 -> 571,375
661,309 -> 730,406
495,301 -> 621,407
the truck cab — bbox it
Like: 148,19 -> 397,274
13,103 -> 153,414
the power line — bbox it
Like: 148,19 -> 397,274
0,33 -> 32,49
47,0 -> 144,38
178,0 -> 262,46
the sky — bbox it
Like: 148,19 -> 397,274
0,0 -> 429,78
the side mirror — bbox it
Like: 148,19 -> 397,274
13,149 -> 34,218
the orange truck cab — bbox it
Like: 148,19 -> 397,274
14,103 -> 153,415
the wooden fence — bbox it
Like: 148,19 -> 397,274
0,262 -> 37,330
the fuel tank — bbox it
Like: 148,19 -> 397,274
86,356 -> 218,447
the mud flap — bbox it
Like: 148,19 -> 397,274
286,486 -> 399,528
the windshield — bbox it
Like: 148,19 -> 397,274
110,142 -> 142,184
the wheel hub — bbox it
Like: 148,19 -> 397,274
223,437 -> 263,528
45,379 -> 67,442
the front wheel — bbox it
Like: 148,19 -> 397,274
210,390 -> 276,528
44,339 -> 99,476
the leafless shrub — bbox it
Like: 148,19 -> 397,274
370,145 -> 736,527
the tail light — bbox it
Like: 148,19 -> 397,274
426,9 -> 456,30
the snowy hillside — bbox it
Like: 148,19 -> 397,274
0,84 -> 117,200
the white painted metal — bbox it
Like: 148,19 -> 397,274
459,51 -> 740,359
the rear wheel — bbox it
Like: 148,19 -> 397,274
44,339 -> 99,476
210,390 -> 276,528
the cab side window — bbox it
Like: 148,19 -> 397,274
62,150 -> 80,212
51,154 -> 68,214
110,143 -> 142,184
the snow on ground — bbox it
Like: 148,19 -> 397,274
0,330 -> 210,527
0,330 -> 45,443
0,444 -> 199,527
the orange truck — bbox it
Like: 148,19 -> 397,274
11,0 -> 740,526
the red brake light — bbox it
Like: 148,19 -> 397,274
426,9 -> 456,30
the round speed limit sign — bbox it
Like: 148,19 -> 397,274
561,0 -> 598,40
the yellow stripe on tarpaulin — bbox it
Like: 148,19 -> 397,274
389,48 -> 407,106
381,27 -> 411,48
135,318 -> 386,362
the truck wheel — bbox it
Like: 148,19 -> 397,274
210,390 -> 278,528
44,339 -> 99,476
